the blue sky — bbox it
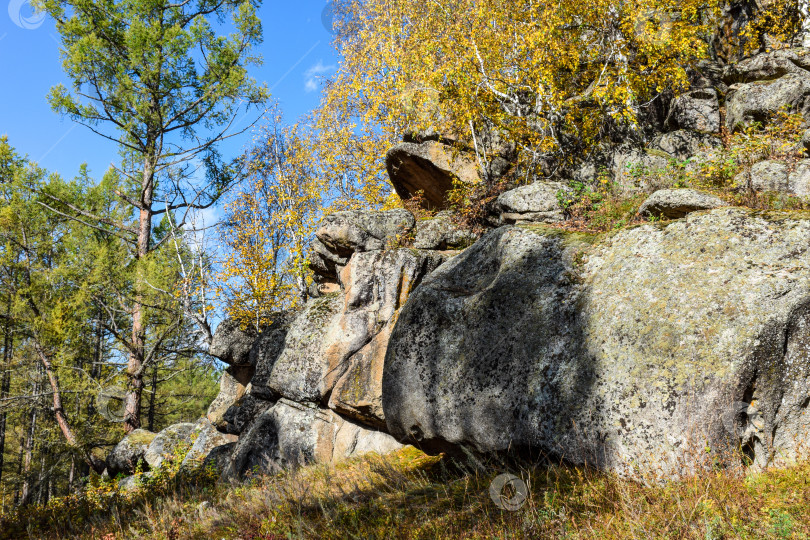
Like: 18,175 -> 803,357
0,0 -> 338,181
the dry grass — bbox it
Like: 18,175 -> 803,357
4,446 -> 810,539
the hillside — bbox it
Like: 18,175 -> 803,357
3,1 -> 810,538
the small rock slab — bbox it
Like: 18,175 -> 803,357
491,181 -> 571,225
638,189 -> 727,219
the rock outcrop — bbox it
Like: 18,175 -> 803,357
383,210 -> 810,478
106,429 -> 156,476
190,209 -> 455,480
638,189 -> 727,219
386,140 -> 479,209
107,47 -> 810,488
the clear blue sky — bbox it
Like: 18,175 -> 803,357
0,0 -> 338,181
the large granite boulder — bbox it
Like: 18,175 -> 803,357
638,189 -> 727,219
490,181 -> 571,225
221,399 -> 402,480
726,74 -> 810,132
383,210 -> 810,479
144,423 -> 196,469
667,89 -> 721,133
735,160 -> 810,197
106,429 -> 156,476
209,318 -> 259,367
117,471 -> 153,492
386,140 -> 480,209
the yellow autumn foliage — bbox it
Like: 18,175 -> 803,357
220,1 -> 803,325
321,0 -> 725,180
217,109 -> 397,328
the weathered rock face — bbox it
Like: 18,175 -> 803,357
207,368 -> 248,429
197,208 -> 451,481
310,209 -> 416,284
668,89 -> 721,133
383,211 -> 810,478
256,248 -> 449,415
386,141 -> 480,209
413,212 -> 477,250
638,189 -> 727,219
254,293 -> 348,404
202,442 -> 236,474
180,419 -> 237,470
144,423 -> 196,469
727,74 -> 810,132
208,319 -> 259,367
490,181 -> 570,225
106,429 -> 156,476
328,320 -> 395,428
247,312 -> 299,401
327,249 -> 451,425
222,399 -> 402,480
735,159 -> 810,197
316,209 -> 416,256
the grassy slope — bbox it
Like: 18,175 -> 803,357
3,446 -> 810,539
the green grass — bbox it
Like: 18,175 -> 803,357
5,446 -> 810,539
